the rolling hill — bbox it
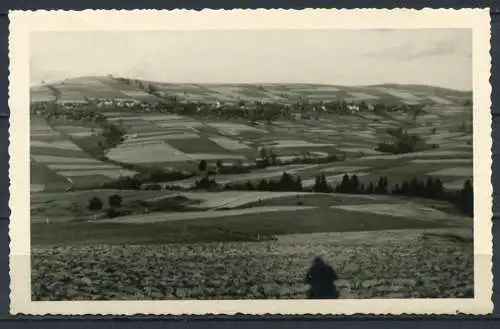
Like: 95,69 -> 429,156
30,76 -> 472,106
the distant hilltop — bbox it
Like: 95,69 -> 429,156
30,75 -> 472,106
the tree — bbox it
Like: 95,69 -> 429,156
349,175 -> 360,193
198,160 -> 207,174
258,179 -> 269,191
400,181 -> 410,195
296,176 -> 303,191
366,182 -> 375,194
375,176 -> 388,194
314,173 -> 331,193
434,178 -> 444,198
245,181 -> 254,190
108,194 -> 123,208
336,174 -> 351,193
458,179 -> 474,217
269,149 -> 278,165
216,160 -> 224,172
278,172 -> 302,191
88,197 -> 103,220
425,177 -> 435,198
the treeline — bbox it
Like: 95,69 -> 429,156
101,169 -> 196,190
192,172 -> 473,217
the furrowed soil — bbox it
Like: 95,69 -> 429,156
31,229 -> 473,300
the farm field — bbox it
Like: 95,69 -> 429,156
30,115 -> 137,191
31,77 -> 472,189
31,229 -> 473,300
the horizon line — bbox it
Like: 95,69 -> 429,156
30,75 -> 473,93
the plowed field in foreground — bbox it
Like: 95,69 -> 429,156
32,229 -> 473,300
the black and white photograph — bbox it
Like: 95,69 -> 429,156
8,9 -> 493,315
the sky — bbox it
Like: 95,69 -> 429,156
30,29 -> 472,91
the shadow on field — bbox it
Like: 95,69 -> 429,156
305,256 -> 340,299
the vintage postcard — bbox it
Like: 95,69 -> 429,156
8,9 -> 493,315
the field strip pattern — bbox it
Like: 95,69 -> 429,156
98,206 -> 316,223
426,167 -> 472,177
331,203 -> 468,221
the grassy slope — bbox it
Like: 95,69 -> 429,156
31,188 -> 469,246
32,206 -> 455,246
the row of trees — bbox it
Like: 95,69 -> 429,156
191,172 -> 473,217
87,194 -> 123,219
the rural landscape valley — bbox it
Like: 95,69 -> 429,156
30,75 -> 474,300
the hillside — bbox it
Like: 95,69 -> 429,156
29,75 -> 473,194
30,75 -> 472,106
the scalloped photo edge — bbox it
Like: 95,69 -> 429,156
8,8 -> 493,315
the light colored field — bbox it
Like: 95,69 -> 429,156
331,203 -> 466,221
47,164 -> 122,170
307,129 -> 336,134
186,153 -> 247,160
123,133 -> 200,145
209,137 -> 252,151
31,155 -> 103,164
376,87 -> 421,101
141,114 -> 189,121
129,131 -> 188,138
107,116 -> 146,121
336,147 -> 381,155
57,91 -> 88,102
106,143 -> 190,163
31,140 -> 82,151
292,86 -> 340,92
119,90 -> 151,97
410,159 -> 472,164
443,179 -> 468,190
361,150 -> 468,161
427,167 -> 472,177
31,184 -> 45,193
156,121 -> 204,129
266,140 -> 336,148
30,131 -> 60,138
419,114 -> 440,120
98,206 -> 316,224
59,169 -> 137,179
167,191 -> 325,209
354,131 -> 378,139
321,166 -> 370,174
428,96 -> 454,105
211,86 -> 250,99
347,92 -> 379,100
208,122 -> 265,135
31,91 -> 56,102
67,132 -> 96,138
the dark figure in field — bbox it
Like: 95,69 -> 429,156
305,257 -> 339,299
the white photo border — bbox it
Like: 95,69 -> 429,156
8,8 -> 493,315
